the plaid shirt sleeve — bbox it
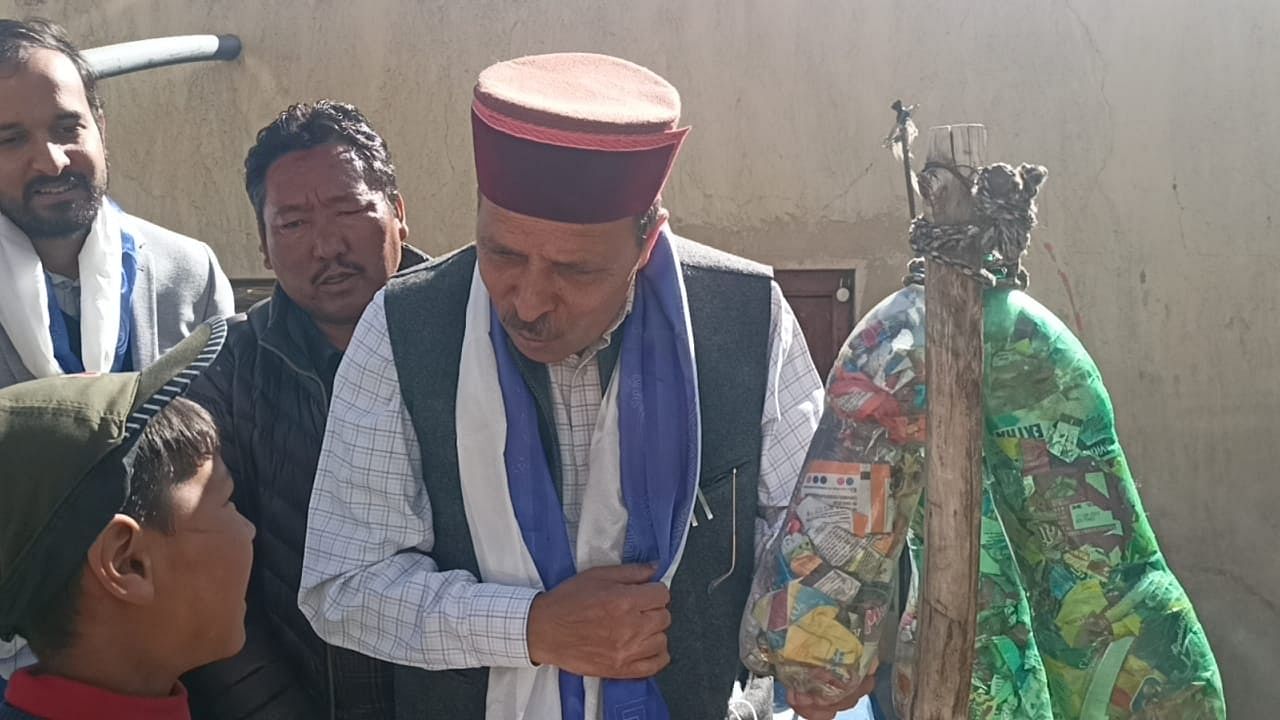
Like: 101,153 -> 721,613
298,290 -> 538,671
755,281 -> 825,562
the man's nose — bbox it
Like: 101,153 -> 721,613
31,142 -> 71,177
512,269 -> 556,323
312,223 -> 350,259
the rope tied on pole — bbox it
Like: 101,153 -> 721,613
904,162 -> 1048,290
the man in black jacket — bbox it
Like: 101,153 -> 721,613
183,101 -> 428,720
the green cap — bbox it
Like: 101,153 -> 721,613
0,318 -> 226,639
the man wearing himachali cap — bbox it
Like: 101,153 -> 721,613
299,53 -> 873,720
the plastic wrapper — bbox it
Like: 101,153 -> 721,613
741,282 -> 1225,719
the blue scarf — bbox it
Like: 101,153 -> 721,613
44,219 -> 136,374
489,232 -> 700,720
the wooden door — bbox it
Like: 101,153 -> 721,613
774,269 -> 857,378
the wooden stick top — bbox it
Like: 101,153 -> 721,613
920,124 -> 987,225
926,124 -> 987,166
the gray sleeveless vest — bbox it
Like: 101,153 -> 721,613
383,236 -> 773,720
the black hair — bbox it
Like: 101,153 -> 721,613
119,396 -> 220,530
0,18 -> 102,122
244,100 -> 399,233
23,397 -> 219,660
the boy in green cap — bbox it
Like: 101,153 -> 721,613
0,318 -> 255,720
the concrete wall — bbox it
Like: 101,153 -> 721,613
5,0 -> 1276,714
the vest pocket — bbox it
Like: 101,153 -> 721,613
699,457 -> 754,492
693,460 -> 756,596
693,459 -> 751,528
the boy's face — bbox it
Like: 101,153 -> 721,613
149,454 -> 254,666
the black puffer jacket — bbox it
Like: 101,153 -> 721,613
185,246 -> 428,720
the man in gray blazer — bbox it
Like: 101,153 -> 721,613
0,18 -> 233,390
0,17 -> 233,678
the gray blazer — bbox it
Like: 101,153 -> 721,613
0,212 -> 234,388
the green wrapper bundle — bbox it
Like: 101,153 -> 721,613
741,282 -> 1225,719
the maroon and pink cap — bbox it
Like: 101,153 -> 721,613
472,52 -> 689,224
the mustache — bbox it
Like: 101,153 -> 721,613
310,258 -> 365,285
24,172 -> 90,201
501,311 -> 553,341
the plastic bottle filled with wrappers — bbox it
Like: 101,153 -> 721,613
740,283 -> 928,702
741,282 -> 1225,719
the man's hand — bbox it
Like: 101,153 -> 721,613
527,564 -> 671,679
785,663 -> 878,720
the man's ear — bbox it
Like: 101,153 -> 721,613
84,514 -> 155,607
637,208 -> 669,269
393,193 -> 408,243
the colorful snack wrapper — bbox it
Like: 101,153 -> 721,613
741,283 -> 1225,719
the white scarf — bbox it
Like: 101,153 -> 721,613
455,259 -> 699,720
0,200 -> 124,377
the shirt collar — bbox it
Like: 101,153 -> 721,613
44,272 -> 81,318
44,272 -> 78,290
4,668 -> 191,720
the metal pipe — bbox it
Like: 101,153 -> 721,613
83,34 -> 241,79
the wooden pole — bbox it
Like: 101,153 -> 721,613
910,124 -> 987,720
